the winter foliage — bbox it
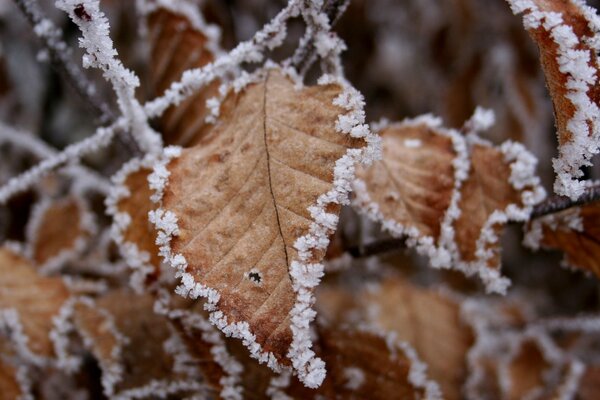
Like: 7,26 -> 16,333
2,0 -> 600,399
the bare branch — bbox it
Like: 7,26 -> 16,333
531,184 -> 600,218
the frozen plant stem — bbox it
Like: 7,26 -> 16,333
531,184 -> 600,218
55,0 -> 163,155
13,0 -> 115,125
13,0 -> 142,156
290,0 -> 349,75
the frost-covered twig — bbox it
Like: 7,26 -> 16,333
346,237 -> 407,258
0,121 -> 112,194
13,0 -> 115,125
0,118 -> 125,204
289,0 -> 349,75
56,0 -> 162,155
531,184 -> 600,218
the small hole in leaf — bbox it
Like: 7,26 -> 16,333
248,271 -> 262,285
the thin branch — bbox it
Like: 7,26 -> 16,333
290,0 -> 350,74
346,184 -> 600,259
0,119 -> 125,204
13,0 -> 115,125
531,184 -> 600,218
346,237 -> 406,258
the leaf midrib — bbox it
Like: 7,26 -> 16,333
262,71 -> 291,274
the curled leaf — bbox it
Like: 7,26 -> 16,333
507,0 -> 600,200
353,115 -> 544,293
74,289 -> 204,397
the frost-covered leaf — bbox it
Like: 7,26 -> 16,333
147,7 -> 220,146
149,67 -> 378,387
525,201 -> 600,277
504,338 -> 551,399
72,299 -> 124,396
106,156 -> 162,291
318,277 -> 471,400
27,196 -> 94,272
0,340 -> 29,400
364,279 -> 472,400
353,116 -> 544,293
316,325 -> 442,400
0,247 -> 70,360
75,289 -> 204,397
354,118 -> 458,240
507,0 -> 600,200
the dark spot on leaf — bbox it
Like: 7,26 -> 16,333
248,271 -> 262,284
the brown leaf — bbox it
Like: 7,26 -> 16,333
577,365 -> 600,399
0,247 -> 70,359
364,279 -> 472,400
353,117 -> 543,293
354,120 -> 457,240
316,325 -> 441,400
505,338 -> 551,400
452,142 -> 523,269
27,196 -> 92,270
72,300 -> 123,393
0,340 -> 27,400
507,0 -> 600,199
150,67 -> 375,386
526,202 -> 600,277
317,277 -> 472,400
148,8 -> 220,146
75,289 -> 205,397
106,157 -> 162,289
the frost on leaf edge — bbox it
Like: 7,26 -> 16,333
147,65 -> 381,388
352,114 -> 545,294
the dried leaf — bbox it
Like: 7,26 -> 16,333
72,299 -> 123,395
577,365 -> 600,399
0,341 -> 27,400
76,289 -> 204,397
354,119 -> 457,240
353,116 -> 543,293
0,247 -> 70,359
525,202 -> 600,277
505,338 -> 551,400
507,0 -> 600,199
150,68 -> 376,387
148,8 -> 220,146
106,156 -> 162,290
364,279 -> 472,400
27,196 -> 93,271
